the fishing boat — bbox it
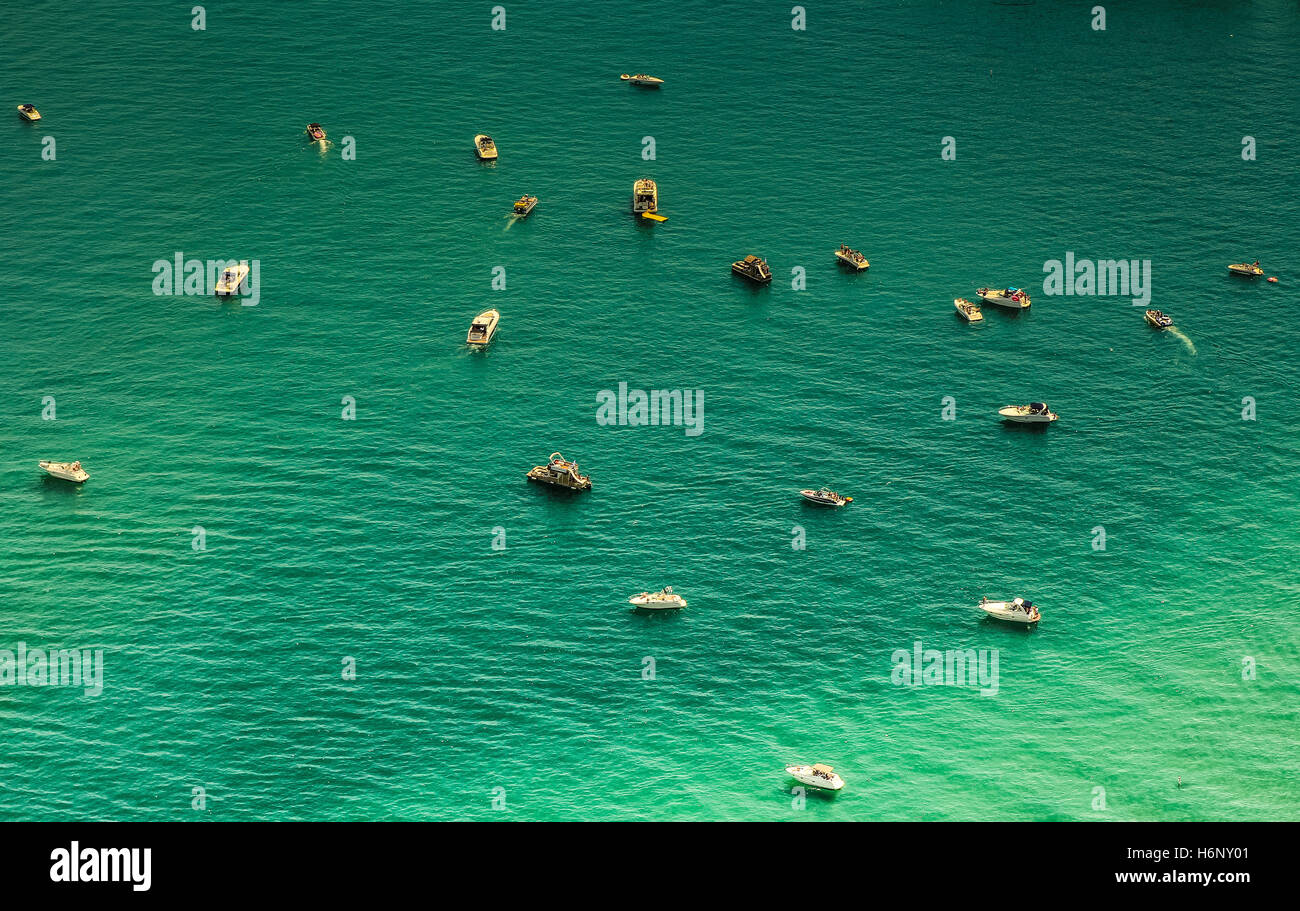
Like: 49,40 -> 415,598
16,104 -> 40,122
632,178 -> 658,214
628,587 -> 686,610
979,596 -> 1041,625
732,255 -> 772,284
786,764 -> 844,791
38,460 -> 88,483
474,134 -> 498,160
512,194 -> 538,216
526,452 -> 592,490
1144,309 -> 1173,330
998,402 -> 1058,424
214,262 -> 250,297
620,73 -> 664,87
467,309 -> 499,346
954,297 -> 984,322
800,487 -> 851,507
834,245 -> 869,270
306,123 -> 326,142
977,287 -> 1031,309
1228,261 -> 1264,277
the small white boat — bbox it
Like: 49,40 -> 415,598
998,402 -> 1058,423
474,134 -> 498,160
834,245 -> 869,270
786,764 -> 844,791
628,586 -> 686,610
1228,261 -> 1263,277
17,104 -> 41,122
954,297 -> 984,322
977,287 -> 1031,309
214,263 -> 249,297
620,73 -> 664,87
467,309 -> 499,346
1144,309 -> 1173,330
38,460 -> 88,483
632,178 -> 658,214
800,487 -> 851,507
979,596 -> 1040,625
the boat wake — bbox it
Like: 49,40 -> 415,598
1168,328 -> 1195,355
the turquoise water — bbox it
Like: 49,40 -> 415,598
1,0 -> 1297,820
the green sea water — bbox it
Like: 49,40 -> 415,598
1,0 -> 1297,820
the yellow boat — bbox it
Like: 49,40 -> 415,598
474,134 -> 498,160
17,104 -> 40,122
1228,261 -> 1263,277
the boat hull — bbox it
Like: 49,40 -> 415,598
999,409 -> 1057,423
786,766 -> 844,790
38,461 -> 88,483
628,597 -> 686,610
980,601 -> 1040,625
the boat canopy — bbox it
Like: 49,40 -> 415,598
812,764 -> 834,773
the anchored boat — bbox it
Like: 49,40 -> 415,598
786,764 -> 844,791
620,73 -> 664,87
977,287 -> 1031,309
467,309 -> 499,347
800,487 -> 851,507
998,402 -> 1058,423
526,452 -> 592,490
954,297 -> 984,322
628,587 -> 686,610
979,596 -> 1040,625
306,122 -> 326,142
632,178 -> 658,214
1144,308 -> 1173,329
834,245 -> 869,270
512,194 -> 538,216
474,134 -> 498,161
732,255 -> 772,284
38,460 -> 88,483
16,104 -> 40,122
214,263 -> 250,297
1228,261 -> 1263,277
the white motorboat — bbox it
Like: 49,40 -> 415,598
979,596 -> 1040,625
474,134 -> 498,160
998,402 -> 1058,423
620,73 -> 664,87
214,262 -> 249,297
786,764 -> 844,791
1144,309 -> 1173,330
954,297 -> 984,322
976,287 -> 1031,309
800,487 -> 851,507
467,309 -> 499,346
834,245 -> 869,270
628,586 -> 686,610
1227,261 -> 1263,277
38,460 -> 88,483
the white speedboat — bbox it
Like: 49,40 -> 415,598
1227,261 -> 1263,277
977,287 -> 1031,309
632,178 -> 658,214
834,245 -> 869,270
979,596 -> 1040,625
628,587 -> 686,610
620,73 -> 664,87
1144,309 -> 1173,330
474,134 -> 498,160
214,262 -> 249,297
800,487 -> 851,507
998,402 -> 1058,423
786,764 -> 844,791
39,460 -> 88,482
467,309 -> 499,346
954,297 -> 984,322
